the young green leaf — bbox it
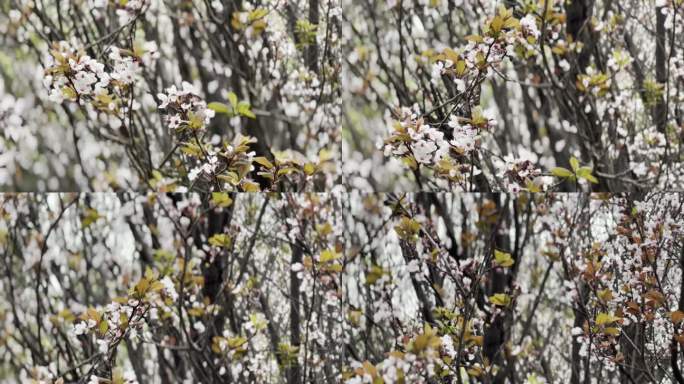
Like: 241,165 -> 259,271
209,233 -> 232,248
207,102 -> 231,114
227,91 -> 238,107
569,156 -> 580,172
237,101 -> 256,119
576,167 -> 598,184
489,293 -> 511,306
551,167 -> 574,178
211,192 -> 233,208
320,248 -> 341,263
595,312 -> 620,325
494,249 -> 514,268
253,156 -> 274,169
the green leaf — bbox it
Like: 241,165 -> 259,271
503,17 -> 520,29
394,216 -> 421,242
151,170 -> 163,181
323,263 -> 343,273
402,155 -> 418,170
237,101 -> 256,119
82,208 -> 101,228
227,91 -> 238,108
249,8 -> 269,22
569,157 -> 580,172
249,313 -> 267,331
303,162 -> 316,175
455,60 -> 467,76
277,343 -> 299,367
188,112 -> 204,130
494,249 -> 514,268
551,167 -> 574,178
227,336 -> 248,349
465,35 -> 484,43
62,86 -> 77,101
217,172 -> 240,185
365,265 -> 385,285
112,368 -> 124,384
295,19 -> 318,47
577,167 -> 598,184
277,167 -> 299,176
489,293 -> 511,306
181,142 -> 202,157
150,280 -> 166,292
134,277 -> 150,297
525,179 -> 541,193
253,156 -> 274,169
207,102 -> 231,114
490,16 -> 504,33
211,192 -> 233,208
209,233 -> 232,248
595,312 -> 620,325
320,249 -> 341,263
99,319 -> 109,335
119,312 -> 129,329
241,181 -> 261,192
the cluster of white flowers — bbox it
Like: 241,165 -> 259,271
383,107 -> 449,166
188,150 -> 220,181
447,115 -> 479,152
159,276 -> 178,301
412,130 -> 446,165
73,318 -> 97,336
430,61 -> 444,84
430,10 -> 545,92
157,82 -> 215,132
497,155 -> 544,192
115,0 -> 149,24
43,41 -> 158,114
431,60 -> 468,92
43,42 -> 109,104
69,273 -> 181,353
86,0 -> 148,23
108,46 -> 154,85
519,14 -> 540,40
385,13 -> 554,185
466,39 -> 509,70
